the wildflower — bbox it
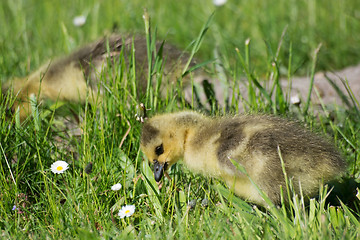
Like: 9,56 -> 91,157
118,205 -> 135,218
73,15 -> 86,27
290,94 -> 301,106
12,205 -> 16,211
135,103 -> 148,123
188,199 -> 197,209
51,161 -> 69,174
111,183 -> 122,191
201,198 -> 209,208
213,0 -> 227,6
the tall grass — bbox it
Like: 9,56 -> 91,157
1,0 -> 360,239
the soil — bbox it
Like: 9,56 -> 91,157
192,63 -> 360,112
283,63 -> 360,107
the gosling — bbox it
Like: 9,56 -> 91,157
2,35 -> 195,121
140,111 -> 346,206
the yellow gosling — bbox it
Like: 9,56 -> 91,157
140,111 -> 346,206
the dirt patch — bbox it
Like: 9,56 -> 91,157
283,63 -> 360,107
191,63 -> 360,112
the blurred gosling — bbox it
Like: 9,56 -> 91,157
1,35 -> 196,121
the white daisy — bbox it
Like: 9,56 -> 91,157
73,15 -> 86,27
290,94 -> 301,105
213,0 -> 227,6
51,161 -> 69,174
118,205 -> 135,218
111,183 -> 122,191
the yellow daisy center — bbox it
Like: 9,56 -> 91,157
125,210 -> 130,214
56,166 -> 63,171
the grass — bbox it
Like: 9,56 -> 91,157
1,0 -> 360,238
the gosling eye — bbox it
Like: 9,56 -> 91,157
155,144 -> 164,156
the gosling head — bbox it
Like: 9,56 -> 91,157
140,114 -> 187,182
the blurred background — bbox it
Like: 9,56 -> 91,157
1,0 -> 360,82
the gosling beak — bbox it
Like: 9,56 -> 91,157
153,160 -> 167,182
